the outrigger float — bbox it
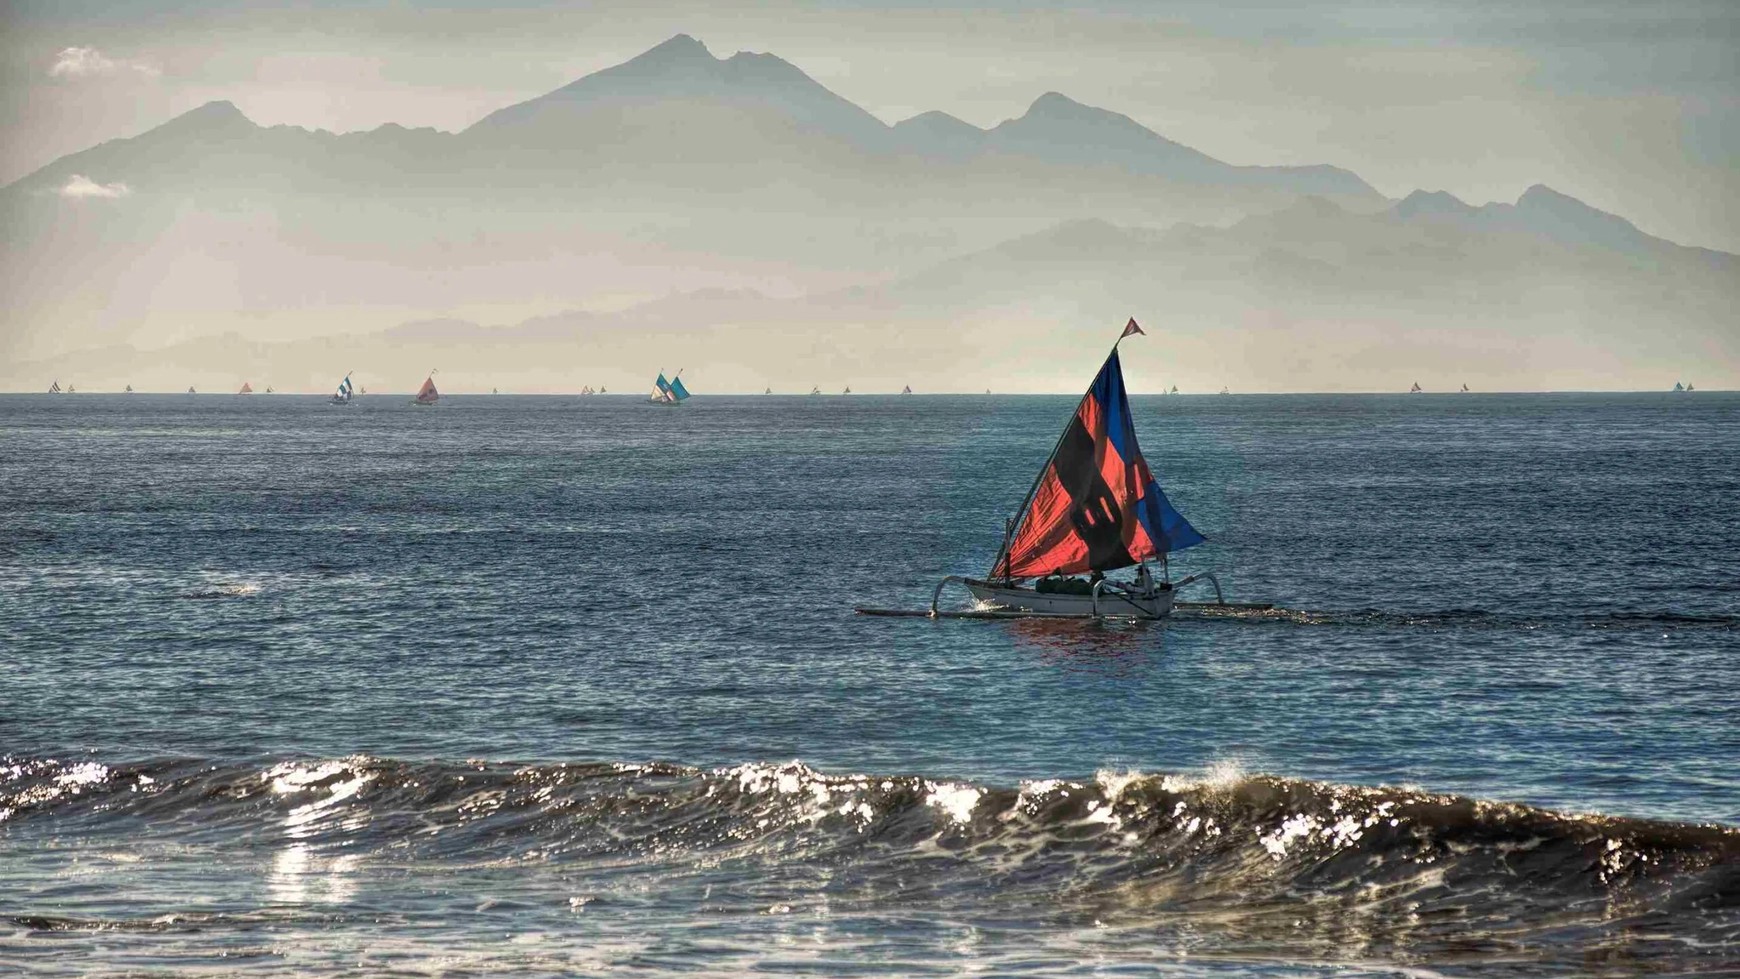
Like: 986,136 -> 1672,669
857,318 -> 1266,621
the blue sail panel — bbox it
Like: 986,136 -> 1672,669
670,376 -> 690,400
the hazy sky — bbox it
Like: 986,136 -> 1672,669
2,0 -> 1737,251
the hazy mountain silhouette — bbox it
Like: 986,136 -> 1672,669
1,34 -> 1733,389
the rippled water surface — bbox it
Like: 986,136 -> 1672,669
2,392 -> 1737,975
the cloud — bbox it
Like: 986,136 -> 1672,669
59,174 -> 131,199
49,46 -> 160,80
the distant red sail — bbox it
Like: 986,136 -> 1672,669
416,377 -> 439,403
993,347 -> 1203,579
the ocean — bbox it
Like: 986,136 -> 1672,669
2,391 -> 1736,976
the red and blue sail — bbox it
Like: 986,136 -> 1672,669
993,346 -> 1204,579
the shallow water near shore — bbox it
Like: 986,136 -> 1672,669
2,392 -> 1737,975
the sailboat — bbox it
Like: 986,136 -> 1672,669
1460,383 -> 1469,393
47,380 -> 61,394
647,369 -> 690,406
1409,382 -> 1423,393
66,384 -> 76,393
238,382 -> 253,395
265,385 -> 274,394
843,385 -> 852,395
1219,386 -> 1229,395
764,387 -> 773,395
860,319 -> 1231,620
187,386 -> 196,394
809,386 -> 821,396
901,385 -> 913,395
1686,383 -> 1696,392
328,372 -> 355,405
413,370 -> 439,406
124,384 -> 133,393
492,387 -> 499,395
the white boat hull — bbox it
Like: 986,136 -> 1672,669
962,578 -> 1174,618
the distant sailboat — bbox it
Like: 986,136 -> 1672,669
124,384 -> 133,393
901,385 -> 912,395
329,372 -> 355,405
810,386 -> 821,396
648,369 -> 689,406
265,385 -> 274,394
599,386 -> 605,394
238,382 -> 253,395
1219,386 -> 1229,395
187,386 -> 196,394
1686,383 -> 1695,392
1460,383 -> 1469,393
1409,382 -> 1423,394
1170,385 -> 1179,395
413,370 -> 439,406
66,384 -> 76,393
492,387 -> 499,395
843,385 -> 852,395
47,380 -> 61,394
764,387 -> 772,395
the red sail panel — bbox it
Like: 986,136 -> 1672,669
999,395 -> 1145,578
416,377 -> 439,403
993,346 -> 1204,579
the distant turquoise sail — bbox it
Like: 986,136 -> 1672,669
670,376 -> 690,401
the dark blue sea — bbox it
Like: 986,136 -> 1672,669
2,391 -> 1737,976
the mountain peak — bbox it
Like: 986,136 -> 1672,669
175,100 -> 251,127
146,100 -> 254,141
1513,183 -> 1654,253
1515,183 -> 1616,222
465,33 -> 888,142
1030,91 -> 1080,110
635,33 -> 713,64
1023,91 -> 1111,122
1393,189 -> 1475,219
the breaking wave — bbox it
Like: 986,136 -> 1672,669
3,755 -> 1735,971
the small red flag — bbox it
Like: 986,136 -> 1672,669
1121,317 -> 1145,339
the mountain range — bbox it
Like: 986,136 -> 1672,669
2,34 -> 1733,390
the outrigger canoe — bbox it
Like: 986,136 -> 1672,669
858,318 -> 1256,620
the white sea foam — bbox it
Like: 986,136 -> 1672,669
1259,812 -> 1320,859
925,782 -> 982,824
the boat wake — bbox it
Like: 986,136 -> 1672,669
3,754 -> 1734,971
1174,603 -> 1740,631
